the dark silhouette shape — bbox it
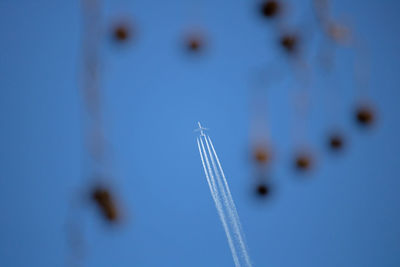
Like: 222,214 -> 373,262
187,37 -> 203,52
256,183 -> 270,196
280,34 -> 298,54
295,154 -> 312,171
113,24 -> 131,43
260,0 -> 280,18
329,134 -> 344,150
356,106 -> 374,126
91,186 -> 119,222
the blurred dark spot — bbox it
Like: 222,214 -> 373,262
295,154 -> 312,171
260,0 -> 280,18
256,183 -> 270,196
329,134 -> 344,151
186,36 -> 203,52
91,186 -> 119,222
280,34 -> 298,54
253,147 -> 270,164
355,106 -> 374,126
113,24 -> 132,43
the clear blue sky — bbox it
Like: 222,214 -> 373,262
1,0 -> 400,266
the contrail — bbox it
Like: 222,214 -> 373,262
196,129 -> 252,267
197,137 -> 240,267
205,136 -> 252,267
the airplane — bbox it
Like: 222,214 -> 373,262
194,121 -> 208,136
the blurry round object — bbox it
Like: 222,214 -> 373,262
114,26 -> 128,41
294,153 -> 312,171
328,133 -> 345,151
260,0 -> 280,18
112,21 -> 134,43
255,183 -> 271,197
185,34 -> 204,53
188,39 -> 201,51
280,34 -> 298,54
253,147 -> 270,165
355,106 -> 374,126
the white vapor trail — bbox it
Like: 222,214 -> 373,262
197,134 -> 252,267
197,137 -> 240,267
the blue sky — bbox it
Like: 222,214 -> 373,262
1,0 -> 400,266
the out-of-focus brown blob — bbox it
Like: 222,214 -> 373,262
280,34 -> 298,54
113,23 -> 132,43
260,0 -> 280,18
253,147 -> 270,164
186,36 -> 204,52
327,23 -> 350,44
295,154 -> 312,171
356,106 -> 374,126
329,134 -> 344,150
313,0 -> 351,44
91,186 -> 119,222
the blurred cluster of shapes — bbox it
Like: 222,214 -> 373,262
249,0 -> 376,200
66,0 -> 378,265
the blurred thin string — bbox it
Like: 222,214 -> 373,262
80,0 -> 107,169
261,1 -> 316,148
80,0 -> 122,215
249,68 -> 273,150
80,0 -> 122,221
313,0 -> 375,129
312,0 -> 340,122
283,21 -> 317,172
319,39 -> 342,127
312,0 -> 350,152
66,193 -> 86,267
280,19 -> 315,164
353,37 -> 376,128
249,72 -> 272,197
107,0 -> 136,46
353,36 -> 372,101
313,0 -> 352,46
187,0 -> 205,27
248,64 -> 284,198
260,0 -> 316,172
290,59 -> 312,148
108,0 -> 135,14
182,0 -> 208,54
67,0 -> 122,265
313,0 -> 373,100
67,0 -> 104,265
